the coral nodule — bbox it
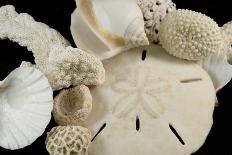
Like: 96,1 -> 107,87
45,126 -> 91,155
53,85 -> 92,126
159,9 -> 223,60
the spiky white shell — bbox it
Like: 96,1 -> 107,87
137,0 -> 176,43
159,9 -> 222,60
71,0 -> 149,60
0,67 -> 53,150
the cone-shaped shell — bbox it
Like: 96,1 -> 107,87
71,0 -> 149,60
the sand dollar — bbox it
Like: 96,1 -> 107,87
83,45 -> 215,155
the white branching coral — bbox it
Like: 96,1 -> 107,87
0,5 -> 105,90
53,85 -> 92,126
159,9 -> 223,60
45,126 -> 91,155
137,0 -> 176,43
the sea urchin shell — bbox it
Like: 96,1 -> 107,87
159,9 -> 223,60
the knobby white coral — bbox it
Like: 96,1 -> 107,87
53,85 -> 92,126
137,0 -> 176,43
45,126 -> 91,155
159,9 -> 223,60
0,5 -> 105,90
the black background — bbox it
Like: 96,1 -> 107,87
0,0 -> 231,154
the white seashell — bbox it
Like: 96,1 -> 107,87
0,67 -> 53,150
71,0 -> 149,60
83,45 -> 215,155
198,46 -> 232,92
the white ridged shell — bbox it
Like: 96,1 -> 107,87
0,67 -> 53,150
71,0 -> 149,60
198,46 -> 232,92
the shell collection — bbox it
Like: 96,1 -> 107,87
0,0 -> 231,155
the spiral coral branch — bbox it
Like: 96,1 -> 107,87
159,9 -> 223,60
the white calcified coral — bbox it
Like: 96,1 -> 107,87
53,85 -> 92,126
45,126 -> 91,155
159,9 -> 223,60
137,0 -> 176,43
0,5 -> 105,90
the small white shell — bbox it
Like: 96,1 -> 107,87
198,46 -> 232,92
71,0 -> 149,60
0,67 -> 53,150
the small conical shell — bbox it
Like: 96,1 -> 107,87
0,67 -> 53,150
71,0 -> 149,60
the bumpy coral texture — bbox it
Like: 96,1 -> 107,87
0,5 -> 105,90
159,9 -> 223,60
45,126 -> 91,155
53,85 -> 92,125
137,0 -> 176,43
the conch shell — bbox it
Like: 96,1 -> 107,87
71,0 -> 149,60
